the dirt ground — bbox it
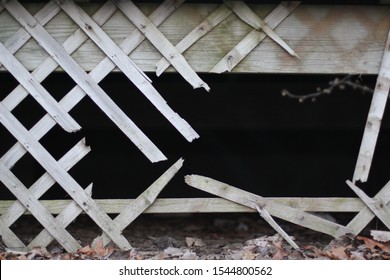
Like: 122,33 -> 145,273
1,213 -> 390,260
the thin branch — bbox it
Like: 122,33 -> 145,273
281,74 -> 374,103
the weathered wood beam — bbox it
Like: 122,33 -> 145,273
0,197 -> 366,215
0,3 -> 388,74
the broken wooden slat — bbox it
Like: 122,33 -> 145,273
353,28 -> 390,183
0,139 -> 90,227
97,158 -> 184,247
156,4 -> 232,76
1,1 -> 116,112
185,175 -> 351,237
211,1 -> 300,73
3,0 -> 166,163
224,1 -> 298,57
28,184 -> 93,249
347,179 -> 390,235
0,216 -> 26,251
0,1 -> 146,169
255,205 -> 299,249
0,42 -> 81,133
347,180 -> 390,231
0,197 -> 366,215
54,0 -> 198,143
112,0 -> 210,91
0,102 -> 131,251
0,161 -> 81,253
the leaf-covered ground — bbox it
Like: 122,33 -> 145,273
1,213 -> 389,260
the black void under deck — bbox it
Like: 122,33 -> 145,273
0,73 -> 388,200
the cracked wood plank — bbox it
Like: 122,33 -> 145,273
185,175 -> 351,237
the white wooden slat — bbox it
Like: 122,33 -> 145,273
28,184 -> 93,249
255,205 -> 299,249
54,0 -> 199,143
0,2 -> 119,169
347,179 -> 390,235
0,42 -> 81,133
224,1 -> 298,58
1,1 -> 116,112
0,139 -> 90,227
112,0 -> 210,91
0,216 -> 26,250
353,28 -> 390,183
0,1 -> 61,70
98,158 -> 183,247
210,2 -> 300,73
0,197 -> 367,215
156,4 -> 233,76
2,0 -> 166,163
185,175 -> 351,237
0,102 -> 131,250
1,0 -> 189,170
0,161 -> 81,253
347,181 -> 390,230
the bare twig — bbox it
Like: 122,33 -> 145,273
281,74 -> 374,103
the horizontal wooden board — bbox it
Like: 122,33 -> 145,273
0,197 -> 365,215
0,3 -> 388,74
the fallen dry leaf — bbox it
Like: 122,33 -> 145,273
92,237 -> 114,257
242,249 -> 257,260
272,241 -> 289,260
324,246 -> 350,260
357,236 -> 390,253
78,245 -> 94,255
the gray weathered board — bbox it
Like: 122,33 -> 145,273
0,2 -> 389,74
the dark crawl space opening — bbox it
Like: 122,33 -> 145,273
0,72 -> 389,200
